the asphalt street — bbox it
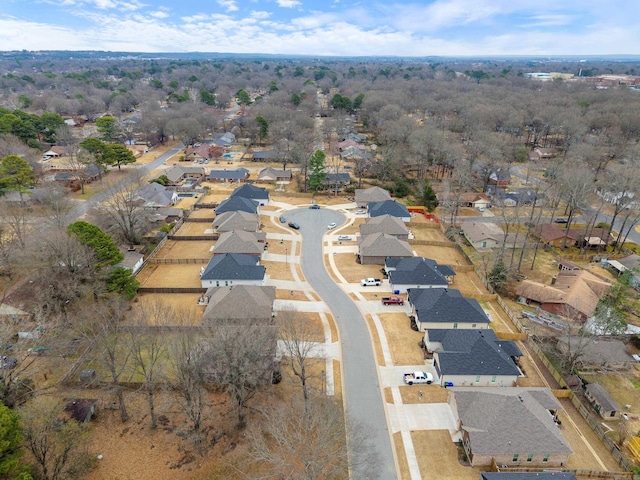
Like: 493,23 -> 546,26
287,207 -> 397,480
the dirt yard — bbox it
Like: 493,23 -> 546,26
413,430 -> 481,480
129,294 -> 204,324
173,222 -> 213,236
137,264 -> 202,288
332,253 -> 384,283
154,240 -> 213,259
377,313 -> 425,365
411,244 -> 468,266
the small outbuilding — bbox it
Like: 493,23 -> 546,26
585,383 -> 620,419
64,398 -> 98,423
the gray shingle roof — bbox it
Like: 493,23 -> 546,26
207,168 -> 249,181
212,210 -> 260,232
360,214 -> 409,237
355,186 -> 391,205
358,232 -> 413,258
429,329 -> 521,376
408,288 -> 488,325
215,196 -> 259,215
202,285 -> 275,324
213,230 -> 265,256
453,387 -> 572,456
230,183 -> 270,201
387,257 -> 452,287
585,383 -> 621,412
368,200 -> 410,218
200,253 -> 264,281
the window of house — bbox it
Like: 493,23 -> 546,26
491,375 -> 496,383
543,454 -> 549,463
472,323 -> 476,328
453,323 -> 458,329
512,454 -> 518,462
527,454 -> 533,462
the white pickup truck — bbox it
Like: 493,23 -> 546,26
360,278 -> 382,286
403,371 -> 433,385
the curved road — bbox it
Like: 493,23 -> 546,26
286,208 -> 397,480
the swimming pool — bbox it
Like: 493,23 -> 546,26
223,153 -> 233,158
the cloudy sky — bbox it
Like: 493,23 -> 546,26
0,0 -> 638,56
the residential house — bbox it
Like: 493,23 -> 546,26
54,164 -> 103,186
201,285 -> 275,326
185,144 -> 212,162
534,224 -> 612,249
200,253 -> 266,288
461,222 -> 505,250
252,151 -> 279,162
212,132 -> 235,147
449,387 -> 572,467
324,173 -> 352,190
337,139 -> 365,151
340,145 -> 371,161
456,192 -> 491,209
215,196 -> 259,215
134,182 -> 178,208
529,147 -> 557,162
488,167 -> 512,186
257,167 -> 292,184
367,200 -> 411,222
585,383 -> 621,419
212,210 -> 260,233
42,145 -> 70,158
354,186 -> 391,207
557,336 -> 633,369
115,247 -> 144,274
230,183 -> 270,206
385,257 -> 455,294
358,232 -> 413,265
516,270 -> 611,321
164,165 -> 205,186
426,329 -> 522,387
408,288 -> 490,332
64,399 -> 98,423
207,168 -> 250,183
360,214 -> 410,240
558,258 -> 581,271
212,230 -> 266,257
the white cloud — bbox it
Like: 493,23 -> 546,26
217,0 -> 239,12
149,9 -> 170,19
276,0 -> 301,7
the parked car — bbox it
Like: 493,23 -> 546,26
279,216 -> 286,223
360,278 -> 382,286
1,356 -> 17,369
477,206 -> 485,212
337,235 -> 351,241
355,209 -> 366,215
327,222 -> 337,229
554,217 -> 568,224
403,371 -> 433,385
288,222 -> 300,230
381,296 -> 404,305
309,204 -> 321,209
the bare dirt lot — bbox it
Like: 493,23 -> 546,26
154,240 -> 213,259
377,313 -> 425,365
130,294 -> 204,324
137,264 -> 201,288
173,222 -> 213,236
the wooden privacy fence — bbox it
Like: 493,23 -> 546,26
147,258 -> 209,265
137,287 -> 207,294
167,235 -> 218,241
184,217 -> 215,223
408,239 -> 452,247
490,459 -> 632,480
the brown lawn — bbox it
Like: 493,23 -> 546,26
186,207 -> 215,219
275,289 -> 309,301
399,384 -> 448,404
174,195 -> 201,210
276,312 -> 325,343
450,271 -> 488,296
411,244 -> 468,266
154,240 -> 213,259
265,238 -> 293,255
137,264 -> 201,288
413,430 -> 480,480
129,293 -> 204,324
377,313 -> 424,365
174,222 -> 212,236
263,260 -> 295,281
411,227 -> 448,243
393,433 -> 410,480
332,253 -> 384,283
